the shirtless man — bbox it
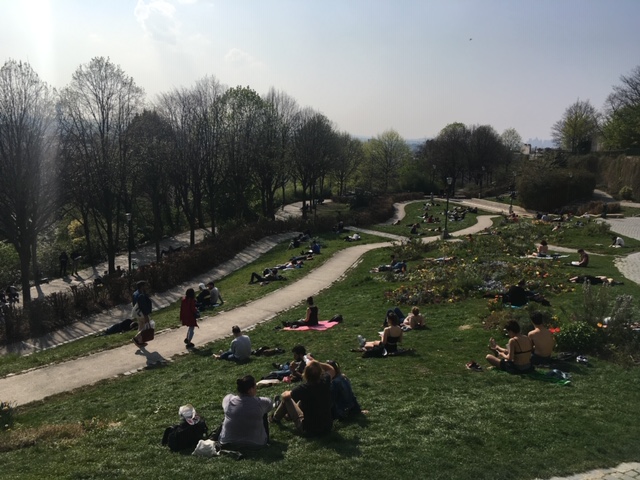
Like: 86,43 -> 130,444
527,312 -> 555,365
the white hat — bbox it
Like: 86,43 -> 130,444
198,283 -> 206,291
178,404 -> 199,425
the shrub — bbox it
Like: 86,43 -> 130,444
619,185 -> 633,200
518,168 -> 596,212
555,321 -> 601,353
1,400 -> 15,431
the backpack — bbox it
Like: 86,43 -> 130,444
162,420 -> 208,452
331,314 -> 343,323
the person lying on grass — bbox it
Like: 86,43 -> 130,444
486,320 -> 533,373
568,275 -> 623,286
270,360 -> 336,436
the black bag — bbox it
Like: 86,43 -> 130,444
162,420 -> 208,452
331,314 -> 344,323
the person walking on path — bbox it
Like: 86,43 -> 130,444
180,288 -> 199,348
132,281 -> 153,347
59,251 -> 69,277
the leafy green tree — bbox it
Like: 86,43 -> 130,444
602,104 -> 640,150
363,130 -> 411,194
602,67 -> 640,150
551,99 -> 599,154
0,60 -> 58,302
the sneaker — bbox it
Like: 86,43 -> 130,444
184,338 -> 189,344
187,342 -> 195,349
357,335 -> 366,348
272,362 -> 282,370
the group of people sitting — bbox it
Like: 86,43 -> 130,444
166,343 -> 366,452
485,312 -> 555,373
353,306 -> 426,357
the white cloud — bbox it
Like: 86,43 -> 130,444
224,48 -> 264,68
134,0 -> 179,45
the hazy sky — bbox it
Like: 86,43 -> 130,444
2,0 -> 639,142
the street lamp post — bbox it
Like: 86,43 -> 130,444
126,212 -> 132,273
441,177 -> 453,240
509,173 -> 516,214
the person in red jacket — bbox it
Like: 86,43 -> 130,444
180,288 -> 199,348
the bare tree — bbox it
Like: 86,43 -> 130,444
0,60 -> 58,302
157,87 -> 204,246
219,86 -> 265,221
127,110 -> 174,261
262,88 -> 299,216
291,109 -> 336,217
333,132 -> 363,196
193,76 -> 226,234
58,57 -> 144,274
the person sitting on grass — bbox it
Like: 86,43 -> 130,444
503,280 -> 528,307
218,375 -> 273,450
359,311 -> 403,354
283,296 -> 319,328
486,320 -> 533,373
326,360 -> 368,420
527,312 -> 555,366
266,344 -> 308,382
611,236 -> 625,248
403,306 -> 426,330
196,283 -> 210,307
569,249 -> 589,267
533,240 -> 549,257
269,360 -> 336,436
214,325 -> 252,362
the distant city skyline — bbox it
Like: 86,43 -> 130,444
2,0 -> 639,143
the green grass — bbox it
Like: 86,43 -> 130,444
0,231 -> 391,378
366,200 -> 489,237
2,217 -> 640,479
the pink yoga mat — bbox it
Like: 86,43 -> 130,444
283,321 -> 340,331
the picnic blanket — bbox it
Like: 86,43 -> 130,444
282,320 -> 340,331
521,254 -> 569,260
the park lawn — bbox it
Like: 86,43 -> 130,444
0,231 -> 392,378
2,220 -> 640,479
367,200 -> 489,237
